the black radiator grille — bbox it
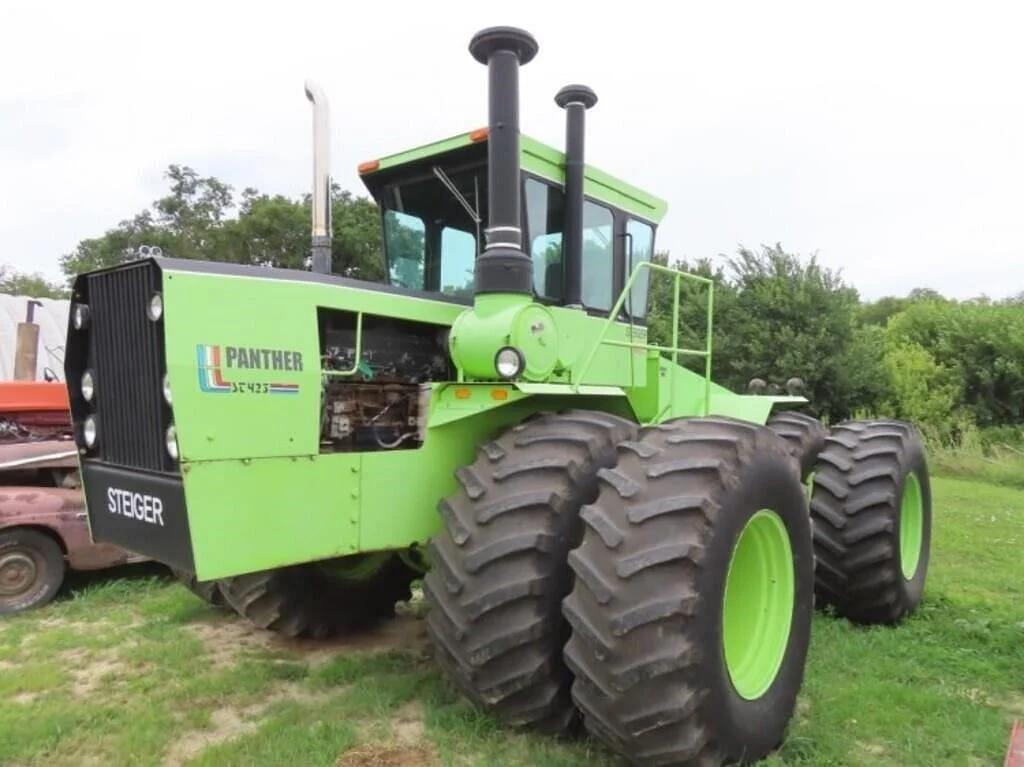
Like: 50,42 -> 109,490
88,262 -> 168,472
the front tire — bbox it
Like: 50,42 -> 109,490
221,553 -> 418,639
766,410 -> 827,480
0,529 -> 66,614
424,410 -> 637,734
810,419 -> 932,624
172,568 -> 229,608
564,417 -> 813,766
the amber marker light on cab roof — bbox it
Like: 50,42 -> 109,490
469,127 -> 489,142
357,159 -> 380,174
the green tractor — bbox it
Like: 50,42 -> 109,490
64,27 -> 932,766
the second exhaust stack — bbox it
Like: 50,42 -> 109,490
556,84 -> 597,308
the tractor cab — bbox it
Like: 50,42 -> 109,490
358,130 -> 667,321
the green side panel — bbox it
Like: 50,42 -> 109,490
162,268 -> 463,462
359,130 -> 668,225
186,453 -> 360,579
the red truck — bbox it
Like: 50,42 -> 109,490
0,381 -> 143,613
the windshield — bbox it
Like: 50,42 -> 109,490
381,162 -> 486,299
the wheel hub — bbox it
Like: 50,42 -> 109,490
0,550 -> 38,597
900,472 -> 924,580
722,509 -> 795,700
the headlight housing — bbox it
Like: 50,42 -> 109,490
72,303 -> 90,330
165,425 -> 179,460
81,370 -> 96,403
147,292 -> 163,321
494,346 -> 525,380
83,415 -> 98,448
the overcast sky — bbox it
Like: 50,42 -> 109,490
2,1 -> 1021,299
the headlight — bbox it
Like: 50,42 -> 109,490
147,292 -> 163,321
165,425 -> 179,460
81,371 -> 95,403
162,373 -> 173,406
72,303 -> 90,330
83,416 -> 98,448
494,346 -> 525,380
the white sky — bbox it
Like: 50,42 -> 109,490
1,0 -> 1022,299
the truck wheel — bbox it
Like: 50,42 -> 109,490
221,553 -> 418,639
424,410 -> 637,734
172,568 -> 229,609
0,529 -> 66,614
766,410 -> 827,480
564,417 -> 813,765
811,419 -> 931,624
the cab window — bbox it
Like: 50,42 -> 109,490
524,178 -> 564,300
581,201 -> 614,311
380,160 -> 485,297
626,218 -> 655,319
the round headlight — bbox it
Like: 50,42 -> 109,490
162,373 -> 173,406
147,292 -> 163,321
495,346 -> 525,380
165,425 -> 179,460
81,371 -> 95,403
83,416 -> 98,448
72,303 -> 90,330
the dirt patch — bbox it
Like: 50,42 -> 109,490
335,744 -> 439,767
165,707 -> 258,766
185,617 -> 276,668
0,660 -> 15,671
12,692 -> 38,704
390,701 -> 425,745
286,615 -> 428,666
163,681 -> 342,766
68,650 -> 123,697
994,694 -> 1024,716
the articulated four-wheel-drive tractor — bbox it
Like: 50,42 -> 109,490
64,27 -> 932,766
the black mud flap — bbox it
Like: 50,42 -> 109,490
82,462 -> 195,572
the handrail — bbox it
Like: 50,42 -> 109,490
321,312 -> 364,377
573,261 -> 714,418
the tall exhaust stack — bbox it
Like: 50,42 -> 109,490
305,80 -> 332,274
555,84 -> 597,307
468,27 -> 538,296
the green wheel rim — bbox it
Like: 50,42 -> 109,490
722,509 -> 795,700
900,472 -> 924,580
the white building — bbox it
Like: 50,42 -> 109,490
0,294 -> 71,381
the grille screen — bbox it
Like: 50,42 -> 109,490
88,262 -> 168,472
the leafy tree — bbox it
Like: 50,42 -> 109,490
61,166 -> 384,281
0,265 -> 68,298
881,340 -> 962,429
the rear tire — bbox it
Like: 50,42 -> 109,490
423,410 -> 637,734
172,569 -> 229,609
766,410 -> 827,480
221,554 -> 418,639
564,417 -> 813,765
0,529 -> 66,614
810,419 -> 931,624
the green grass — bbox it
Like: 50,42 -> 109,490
0,475 -> 1020,766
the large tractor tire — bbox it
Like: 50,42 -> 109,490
564,417 -> 813,766
810,419 -> 931,624
0,528 -> 66,614
424,410 -> 637,734
221,553 -> 418,639
766,410 -> 827,481
172,568 -> 229,609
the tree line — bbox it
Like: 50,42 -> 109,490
3,165 -> 1020,439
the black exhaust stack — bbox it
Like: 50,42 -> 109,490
469,26 -> 538,296
555,84 -> 597,307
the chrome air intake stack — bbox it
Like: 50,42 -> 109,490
305,80 -> 332,275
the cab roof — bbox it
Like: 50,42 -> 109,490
359,129 -> 668,225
